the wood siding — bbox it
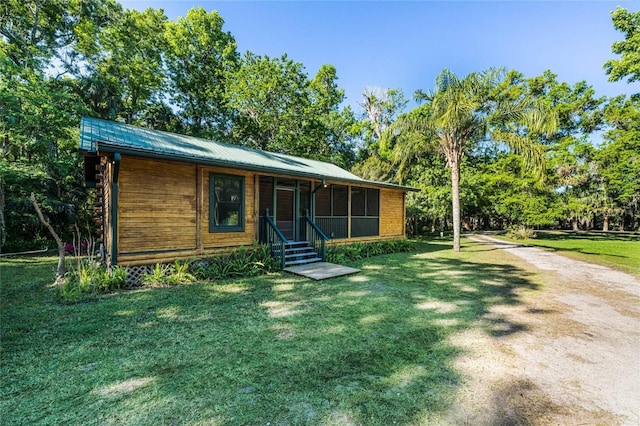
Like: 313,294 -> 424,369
108,155 -> 407,266
380,189 -> 406,237
117,156 -> 197,263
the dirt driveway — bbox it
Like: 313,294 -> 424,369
443,235 -> 640,425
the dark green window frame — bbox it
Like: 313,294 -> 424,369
209,173 -> 245,233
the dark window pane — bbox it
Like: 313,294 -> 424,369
218,203 -> 240,226
351,186 -> 365,216
367,188 -> 380,216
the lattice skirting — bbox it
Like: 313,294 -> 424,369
122,260 -> 211,286
124,265 -> 153,286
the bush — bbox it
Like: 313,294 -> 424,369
141,260 -> 196,287
506,226 -> 537,240
192,244 -> 278,281
56,262 -> 127,303
2,236 -> 52,254
326,239 -> 413,264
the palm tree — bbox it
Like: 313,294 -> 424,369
388,68 -> 557,251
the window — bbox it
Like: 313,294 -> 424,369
209,173 -> 244,232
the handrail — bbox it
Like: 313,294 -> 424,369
304,217 -> 329,241
264,208 -> 288,269
304,216 -> 328,262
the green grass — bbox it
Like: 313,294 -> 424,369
1,241 -> 544,425
498,230 -> 640,278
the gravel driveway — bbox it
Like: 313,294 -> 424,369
443,235 -> 640,425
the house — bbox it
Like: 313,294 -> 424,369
79,117 -> 415,268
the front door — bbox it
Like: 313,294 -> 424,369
276,188 -> 296,240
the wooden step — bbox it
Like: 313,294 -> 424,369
271,240 -> 322,268
285,251 -> 317,259
285,241 -> 309,248
285,257 -> 322,267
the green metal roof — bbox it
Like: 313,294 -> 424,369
79,117 -> 415,191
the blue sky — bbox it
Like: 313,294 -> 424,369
121,1 -> 637,113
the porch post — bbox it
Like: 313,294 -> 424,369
272,176 -> 277,219
348,185 -> 352,239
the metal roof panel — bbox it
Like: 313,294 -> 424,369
79,117 -> 416,191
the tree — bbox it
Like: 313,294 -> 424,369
76,7 -> 168,124
517,71 -> 606,230
597,96 -> 640,230
227,53 -> 309,150
387,68 -> 557,251
361,87 -> 408,140
352,88 -> 407,182
227,54 -> 356,166
604,7 -> 640,85
0,0 -> 120,70
30,193 -> 66,280
165,7 -> 239,139
1,1 -> 107,252
306,64 -> 358,169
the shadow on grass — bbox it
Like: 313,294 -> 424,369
2,245 -> 542,425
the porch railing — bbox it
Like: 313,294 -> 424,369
351,217 -> 380,238
264,208 -> 288,269
304,215 -> 328,262
315,216 -> 348,239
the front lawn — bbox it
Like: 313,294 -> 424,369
1,240 -> 543,425
498,231 -> 640,278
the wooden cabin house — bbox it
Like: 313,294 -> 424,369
79,117 -> 415,268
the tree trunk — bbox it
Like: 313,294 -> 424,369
29,193 -> 66,279
451,160 -> 461,252
572,217 -> 579,231
603,211 -> 609,232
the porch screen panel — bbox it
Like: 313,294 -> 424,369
315,185 -> 347,239
351,187 -> 366,216
315,187 -> 331,216
332,185 -> 348,216
259,176 -> 273,216
351,186 -> 379,238
299,181 -> 311,217
366,188 -> 380,216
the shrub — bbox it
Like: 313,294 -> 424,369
140,260 -> 196,287
326,239 -> 413,263
56,262 -> 127,303
192,244 -> 278,281
506,226 -> 537,240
